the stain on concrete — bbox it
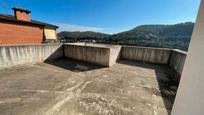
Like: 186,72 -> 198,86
0,59 -> 179,115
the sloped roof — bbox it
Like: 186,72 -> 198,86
0,14 -> 58,29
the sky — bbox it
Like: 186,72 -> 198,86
0,0 -> 201,34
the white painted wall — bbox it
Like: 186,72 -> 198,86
171,0 -> 204,115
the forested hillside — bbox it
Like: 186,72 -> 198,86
58,22 -> 194,51
58,31 -> 109,43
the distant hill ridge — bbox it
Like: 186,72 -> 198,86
58,22 -> 194,51
58,31 -> 109,42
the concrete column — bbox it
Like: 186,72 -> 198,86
171,0 -> 204,115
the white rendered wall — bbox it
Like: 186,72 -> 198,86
44,28 -> 57,40
171,0 -> 204,115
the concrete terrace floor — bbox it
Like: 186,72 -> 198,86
0,58 -> 179,115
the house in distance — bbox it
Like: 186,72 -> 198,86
0,7 -> 58,44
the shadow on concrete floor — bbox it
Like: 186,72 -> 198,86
44,58 -> 106,72
118,60 -> 180,115
45,58 -> 179,114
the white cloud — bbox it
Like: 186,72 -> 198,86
56,23 -> 104,32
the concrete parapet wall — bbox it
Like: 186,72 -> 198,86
169,49 -> 187,76
120,46 -> 187,76
109,46 -> 122,66
0,43 -> 187,76
0,44 -> 63,68
121,46 -> 171,64
64,44 -> 111,66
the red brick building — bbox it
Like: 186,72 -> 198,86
0,7 -> 58,44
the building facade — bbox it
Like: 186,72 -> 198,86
0,7 -> 58,44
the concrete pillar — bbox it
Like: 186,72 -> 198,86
171,0 -> 204,115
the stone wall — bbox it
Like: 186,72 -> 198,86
0,44 -> 63,68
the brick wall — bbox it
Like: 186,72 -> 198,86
0,22 -> 44,44
15,11 -> 31,21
